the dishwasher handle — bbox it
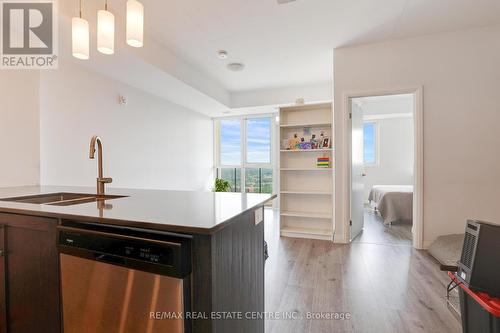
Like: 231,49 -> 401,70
94,253 -> 126,266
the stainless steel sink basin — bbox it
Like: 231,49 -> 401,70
0,192 -> 127,206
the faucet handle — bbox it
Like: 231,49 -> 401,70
98,177 -> 113,184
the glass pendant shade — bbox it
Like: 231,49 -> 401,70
126,0 -> 144,47
97,9 -> 115,55
72,17 -> 89,60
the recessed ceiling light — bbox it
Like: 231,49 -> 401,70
277,0 -> 296,4
217,50 -> 228,59
227,63 -> 245,72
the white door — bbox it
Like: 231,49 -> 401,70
350,100 -> 365,241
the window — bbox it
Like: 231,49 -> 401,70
246,118 -> 271,164
245,168 -> 273,194
216,116 -> 274,194
218,168 -> 241,192
363,122 -> 378,165
220,119 -> 241,166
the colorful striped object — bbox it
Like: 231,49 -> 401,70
316,156 -> 331,168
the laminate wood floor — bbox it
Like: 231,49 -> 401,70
352,208 -> 413,246
264,209 -> 461,333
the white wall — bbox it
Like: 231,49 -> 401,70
334,25 -> 500,246
363,117 -> 414,200
40,61 -> 214,191
358,97 -> 414,200
0,71 -> 40,187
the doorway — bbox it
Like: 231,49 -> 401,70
348,90 -> 423,247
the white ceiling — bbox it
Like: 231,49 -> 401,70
142,0 -> 500,93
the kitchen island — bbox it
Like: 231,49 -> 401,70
0,186 -> 276,333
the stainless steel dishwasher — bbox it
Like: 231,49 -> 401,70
58,220 -> 192,333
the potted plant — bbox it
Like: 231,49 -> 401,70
214,178 -> 231,192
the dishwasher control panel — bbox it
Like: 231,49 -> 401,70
60,230 -> 176,266
57,221 -> 192,278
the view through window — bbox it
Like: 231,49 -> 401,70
363,122 -> 377,165
217,117 -> 273,194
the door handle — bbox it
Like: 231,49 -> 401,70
361,173 -> 366,177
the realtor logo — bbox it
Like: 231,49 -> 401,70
1,0 -> 58,69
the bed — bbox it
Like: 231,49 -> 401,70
368,185 -> 413,224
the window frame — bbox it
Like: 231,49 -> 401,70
214,114 -> 276,194
363,120 -> 380,167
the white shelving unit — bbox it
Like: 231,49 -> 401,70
280,168 -> 332,171
280,122 -> 332,128
280,148 -> 332,153
278,102 -> 334,241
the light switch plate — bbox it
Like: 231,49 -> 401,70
254,207 -> 264,225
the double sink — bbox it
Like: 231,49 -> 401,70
0,192 -> 127,206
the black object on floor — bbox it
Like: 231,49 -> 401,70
449,272 -> 500,333
457,220 -> 500,297
459,288 -> 500,333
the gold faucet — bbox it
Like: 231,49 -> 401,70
89,135 -> 112,195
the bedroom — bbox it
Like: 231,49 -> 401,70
350,94 -> 415,245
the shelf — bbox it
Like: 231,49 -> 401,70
280,211 -> 332,219
279,103 -> 334,241
280,227 -> 333,240
280,168 -> 332,171
280,191 -> 332,195
280,122 -> 332,128
280,149 -> 332,153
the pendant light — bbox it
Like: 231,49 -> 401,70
72,0 -> 89,60
97,0 -> 115,55
126,0 -> 144,47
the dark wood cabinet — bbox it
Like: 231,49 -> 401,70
0,213 -> 61,333
0,225 -> 7,333
191,207 -> 266,333
0,204 -> 268,333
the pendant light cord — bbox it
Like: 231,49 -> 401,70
105,0 -> 108,11
79,0 -> 82,18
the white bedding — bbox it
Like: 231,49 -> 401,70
368,185 -> 413,224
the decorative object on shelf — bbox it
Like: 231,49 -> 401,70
214,178 -> 231,192
321,137 -> 331,149
317,156 -> 331,168
303,127 -> 312,136
287,133 -> 300,150
318,131 -> 325,147
283,131 -> 333,151
72,0 -> 144,60
300,140 -> 312,150
310,134 -> 318,149
295,137 -> 303,150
